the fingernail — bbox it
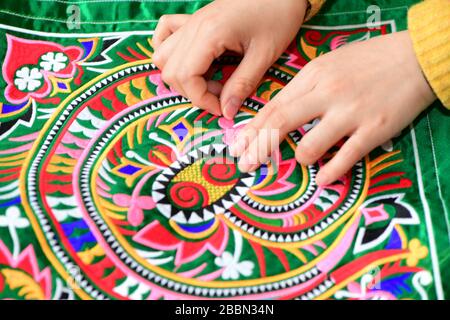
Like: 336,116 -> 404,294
238,154 -> 260,173
224,96 -> 241,119
229,140 -> 244,157
238,155 -> 251,172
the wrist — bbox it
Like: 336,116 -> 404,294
401,31 -> 438,104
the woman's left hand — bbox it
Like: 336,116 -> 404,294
229,31 -> 436,186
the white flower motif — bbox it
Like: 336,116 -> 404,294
0,206 -> 30,259
0,206 -> 29,229
14,66 -> 43,92
39,51 -> 68,72
215,251 -> 254,280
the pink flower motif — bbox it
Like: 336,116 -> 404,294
112,194 -> 155,227
149,73 -> 178,96
218,117 -> 244,146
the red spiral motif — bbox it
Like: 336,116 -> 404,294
170,181 -> 209,209
304,30 -> 325,46
202,157 -> 239,186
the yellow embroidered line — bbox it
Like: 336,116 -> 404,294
78,38 -> 100,62
0,152 -> 28,163
286,249 -> 308,264
370,159 -> 403,177
0,159 -> 26,167
136,41 -> 153,58
369,150 -> 401,169
117,82 -> 142,106
126,123 -> 136,149
104,208 -> 125,220
136,118 -> 146,145
293,214 -> 306,225
271,63 -> 297,77
301,37 -> 318,60
98,198 -> 128,213
147,38 -> 154,51
169,217 -> 220,240
0,99 -> 32,120
132,77 -> 153,101
394,225 -> 408,250
46,164 -> 73,173
151,150 -> 173,166
78,244 -> 105,265
50,155 -> 78,166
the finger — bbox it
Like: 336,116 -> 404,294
231,70 -> 323,159
295,115 -> 355,166
235,93 -> 322,171
220,45 -> 274,119
167,37 -> 223,115
182,76 -> 222,115
153,14 -> 190,49
153,31 -> 181,70
228,99 -> 279,157
204,66 -> 223,97
315,130 -> 385,186
238,126 -> 280,172
207,80 -> 223,97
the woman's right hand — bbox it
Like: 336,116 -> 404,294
152,0 -> 309,118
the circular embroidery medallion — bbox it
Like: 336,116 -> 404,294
21,59 -> 370,300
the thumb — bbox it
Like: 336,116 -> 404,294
220,46 -> 273,119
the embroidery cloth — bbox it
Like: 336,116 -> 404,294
0,0 -> 449,300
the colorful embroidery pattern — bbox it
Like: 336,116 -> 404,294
0,9 -> 448,300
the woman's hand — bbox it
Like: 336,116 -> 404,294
230,31 -> 436,185
152,0 -> 308,117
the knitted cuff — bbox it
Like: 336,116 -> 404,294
305,0 -> 326,21
408,0 -> 450,108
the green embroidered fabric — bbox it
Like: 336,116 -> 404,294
0,0 -> 448,300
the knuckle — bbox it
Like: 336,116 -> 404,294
161,69 -> 176,84
302,58 -> 325,78
152,51 -> 163,66
320,77 -> 343,96
232,77 -> 256,96
297,139 -> 321,162
242,123 -> 259,138
266,101 -> 288,129
189,92 -> 209,108
204,21 -> 221,36
344,137 -> 365,161
158,14 -> 170,26
372,114 -> 389,128
176,69 -> 191,82
195,13 -> 219,31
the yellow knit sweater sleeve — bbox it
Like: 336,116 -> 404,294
305,0 -> 326,21
409,0 -> 450,108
